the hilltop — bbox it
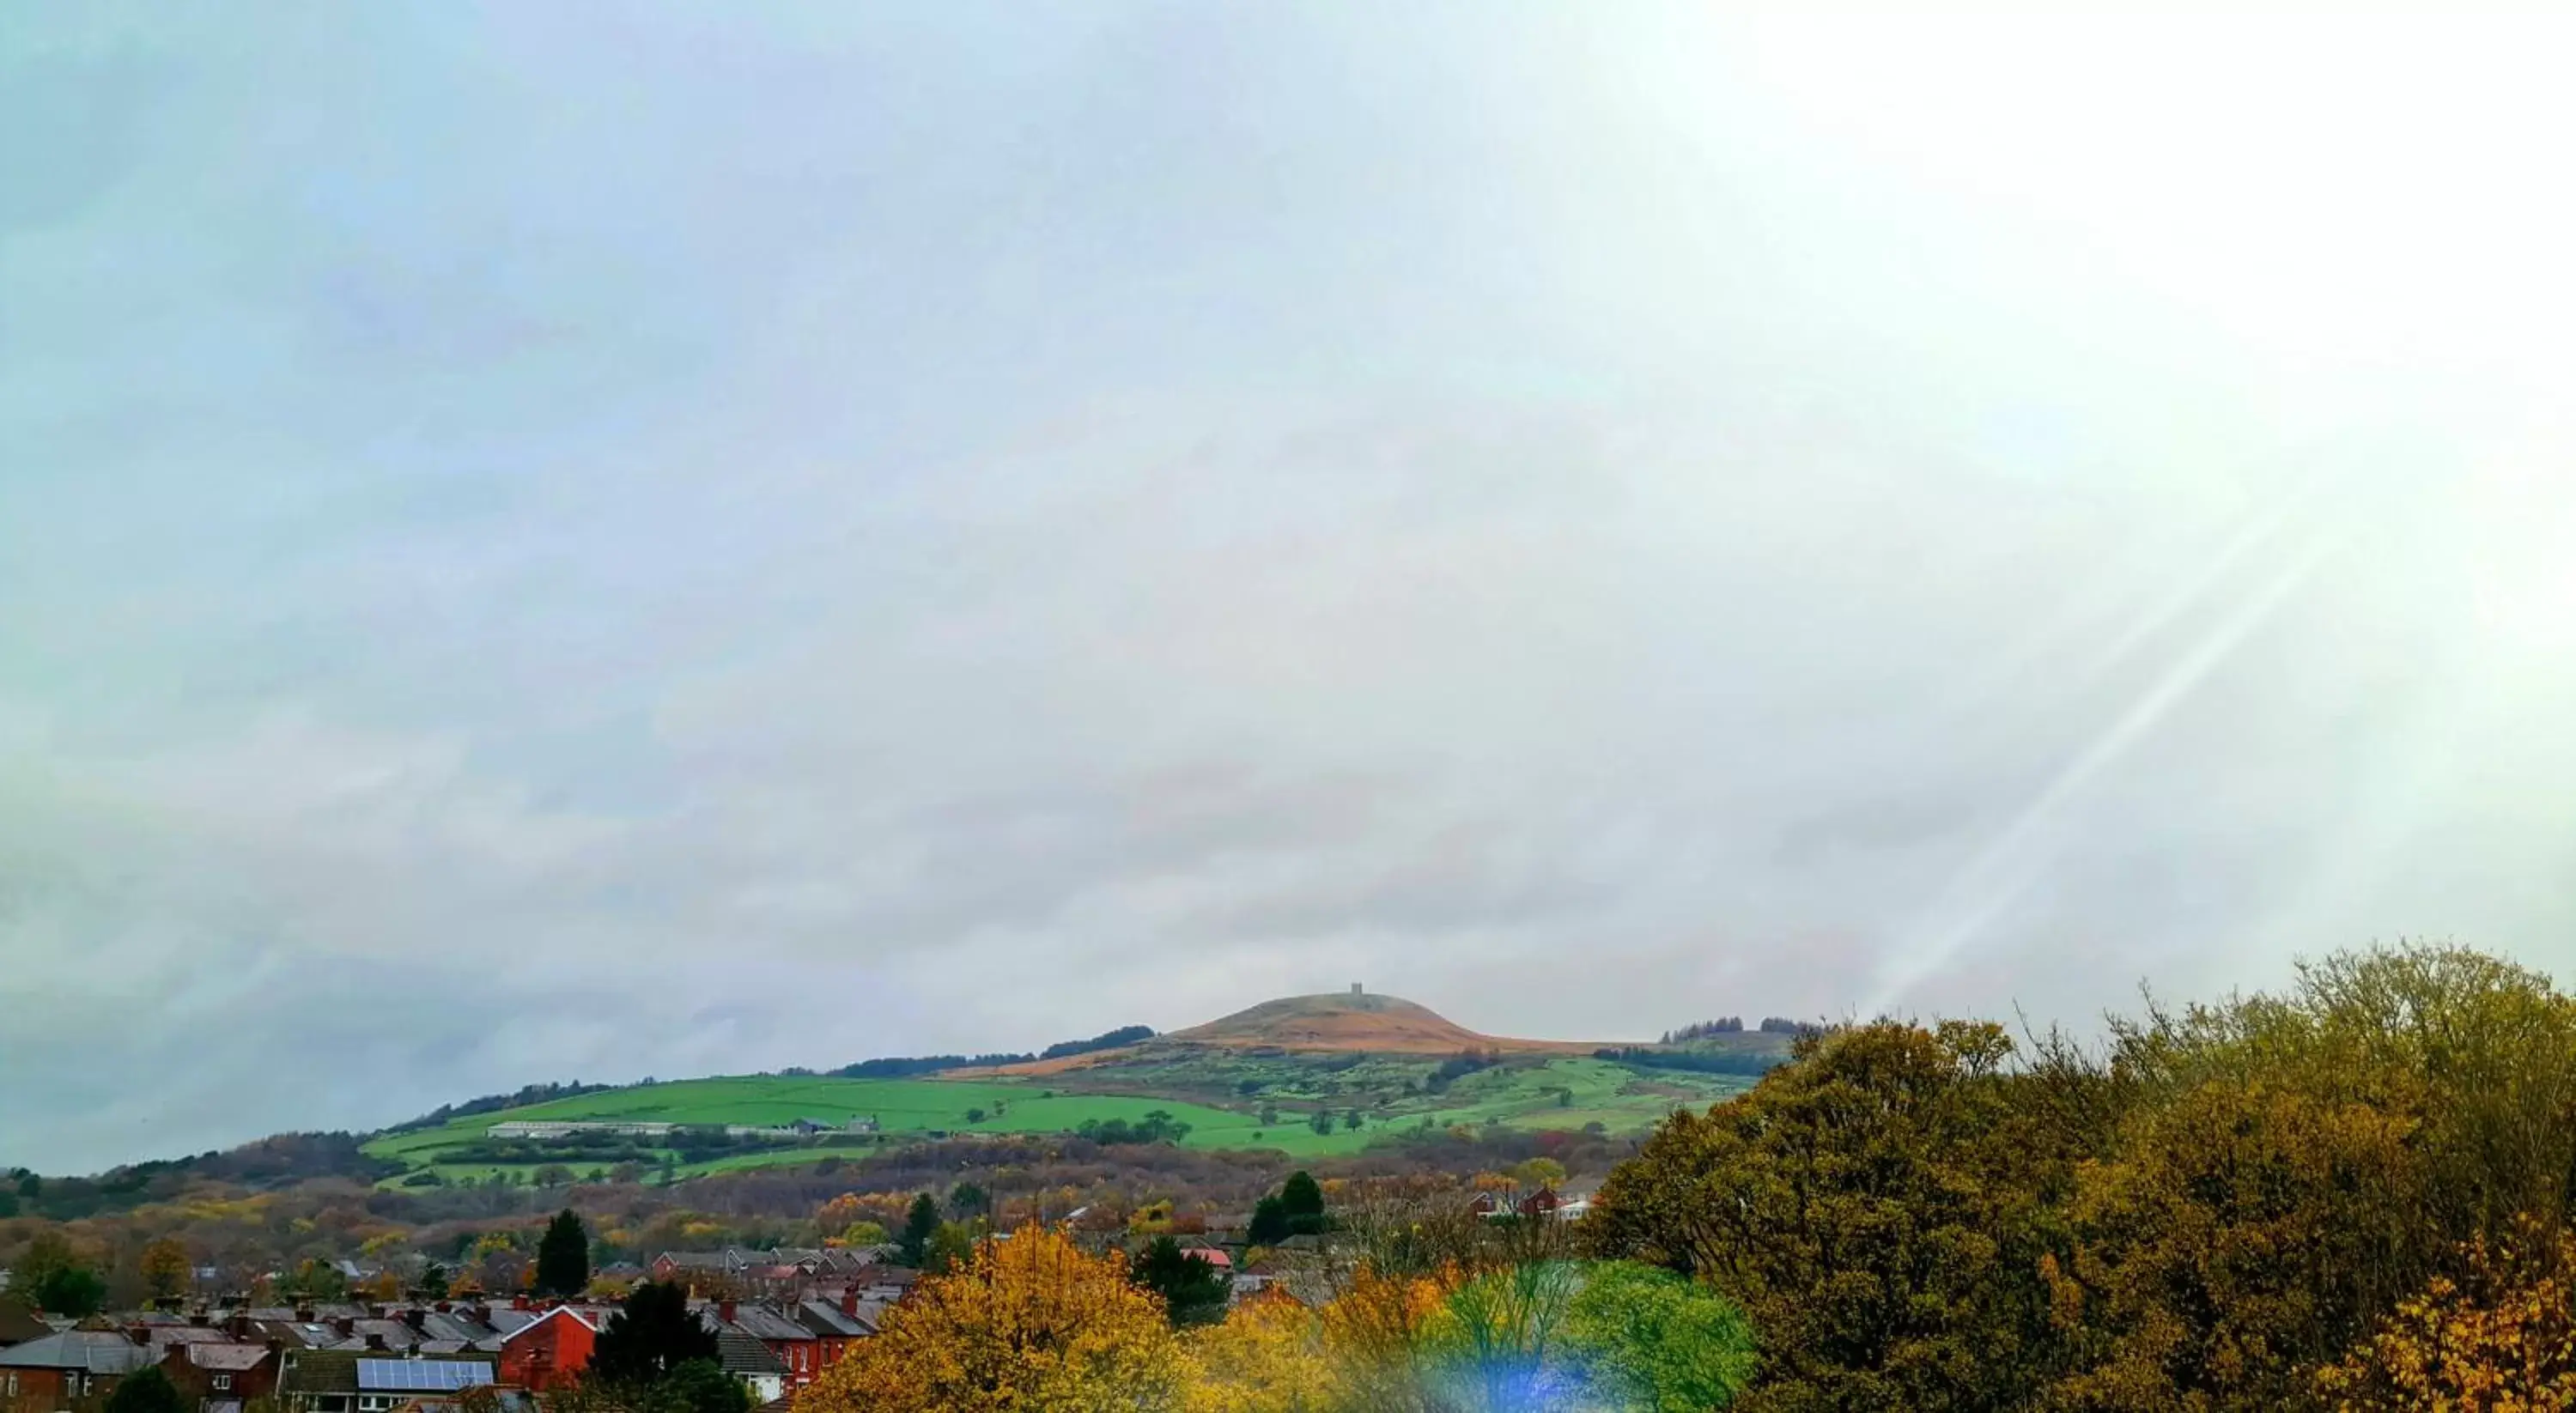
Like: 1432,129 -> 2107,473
1167,990 -> 1593,1054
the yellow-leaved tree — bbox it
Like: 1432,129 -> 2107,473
2316,1217 -> 2576,1410
1184,1290 -> 1335,1413
799,1224 -> 1189,1413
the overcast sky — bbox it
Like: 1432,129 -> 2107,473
9,6 -> 2576,1173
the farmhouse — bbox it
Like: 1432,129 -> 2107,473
483,1121 -> 677,1141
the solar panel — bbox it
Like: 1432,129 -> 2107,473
356,1361 -> 495,1394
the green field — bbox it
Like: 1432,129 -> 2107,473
364,1074 -> 1384,1183
364,1050 -> 1763,1186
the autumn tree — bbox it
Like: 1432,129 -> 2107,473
1184,1291 -> 1334,1413
1509,1158 -> 1565,1192
139,1239 -> 191,1304
2047,1082 -> 2426,1410
17,1232 -> 108,1317
799,1224 -> 1190,1413
2316,1216 -> 2576,1409
1587,1020 -> 2100,1411
536,1210 -> 592,1297
1317,1263 -> 1453,1413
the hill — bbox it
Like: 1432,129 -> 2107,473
343,990 -> 1796,1187
1166,990 -> 1593,1054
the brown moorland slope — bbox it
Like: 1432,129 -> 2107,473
1168,991 -> 1599,1054
977,991 -> 1609,1076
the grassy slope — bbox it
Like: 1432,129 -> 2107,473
366,1037 -> 1778,1185
365,1075 -> 1383,1182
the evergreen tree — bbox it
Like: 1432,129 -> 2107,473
536,1209 -> 592,1296
897,1192 -> 942,1267
642,1360 -> 750,1413
1129,1236 -> 1230,1327
104,1368 -> 187,1413
591,1281 -> 720,1386
1248,1196 -> 1291,1247
1279,1170 -> 1326,1235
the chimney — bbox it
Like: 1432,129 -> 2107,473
839,1288 -> 858,1319
401,1311 -> 427,1332
717,1300 -> 737,1325
511,1295 -> 530,1312
433,1301 -> 452,1314
331,1318 -> 355,1338
226,1314 -> 250,1340
294,1305 -> 315,1324
191,1311 -> 213,1328
363,1333 -> 386,1352
126,1325 -> 152,1348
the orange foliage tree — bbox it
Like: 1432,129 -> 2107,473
2317,1217 -> 2576,1410
1316,1263 -> 1456,1412
799,1224 -> 1189,1413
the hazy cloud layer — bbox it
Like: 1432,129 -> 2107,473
9,7 -> 2576,1171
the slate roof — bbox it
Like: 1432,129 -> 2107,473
186,1344 -> 279,1372
725,1306 -> 812,1344
0,1300 -> 57,1346
712,1330 -> 787,1378
144,1326 -> 236,1349
249,1319 -> 360,1350
793,1301 -> 874,1339
349,1319 -> 418,1350
410,1312 -> 499,1345
0,1331 -> 159,1375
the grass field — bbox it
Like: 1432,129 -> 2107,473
364,1047 -> 1765,1186
364,1074 -> 1386,1183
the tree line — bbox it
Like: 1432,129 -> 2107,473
1586,942 -> 2576,1409
767,943 -> 2576,1410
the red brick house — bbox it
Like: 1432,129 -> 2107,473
495,1307 -> 596,1392
720,1304 -> 821,1391
160,1342 -> 283,1410
0,1331 -> 156,1404
792,1295 -> 878,1374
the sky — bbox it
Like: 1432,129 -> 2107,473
8,5 -> 2576,1173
